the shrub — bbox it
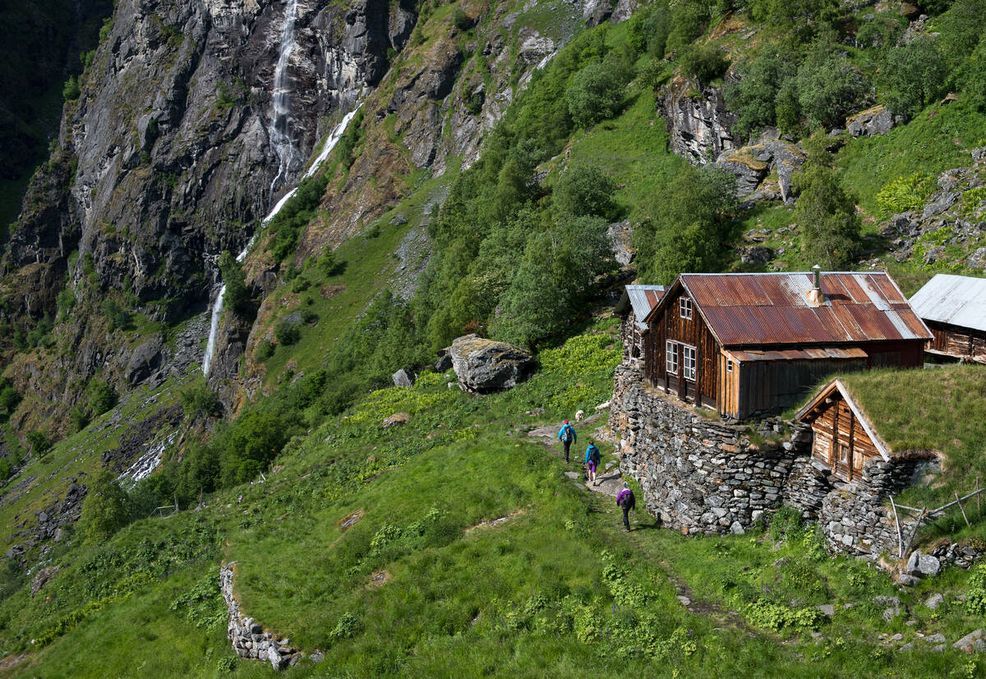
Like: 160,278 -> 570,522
937,0 -> 986,67
553,164 -> 619,220
878,37 -> 948,119
875,174 -> 937,217
87,379 -> 118,417
566,63 -> 626,129
966,563 -> 986,615
0,379 -> 21,423
795,146 -> 862,268
218,250 -> 251,317
78,470 -> 132,544
268,173 -> 330,262
796,43 -> 870,130
750,0 -> 842,43
63,75 -> 81,101
70,406 -> 90,433
255,340 -> 275,361
666,0 -> 709,55
727,44 -> 799,140
26,431 -> 53,457
960,42 -> 986,111
103,299 -> 133,331
180,382 -> 222,419
679,44 -> 730,85
275,319 -> 301,346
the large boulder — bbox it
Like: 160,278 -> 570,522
846,105 -> 895,137
449,334 -> 535,393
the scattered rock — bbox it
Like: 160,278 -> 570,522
448,334 -> 535,394
677,595 -> 692,607
368,570 -> 392,588
338,510 -> 364,531
953,629 -> 986,653
925,593 -> 945,610
564,471 -> 581,480
31,566 -> 59,596
435,349 -> 453,372
392,368 -> 415,388
906,550 -> 941,577
607,219 -> 635,267
816,604 -> 835,618
926,633 -> 947,644
382,412 -> 410,428
875,595 -> 903,621
846,105 -> 895,137
740,245 -> 776,265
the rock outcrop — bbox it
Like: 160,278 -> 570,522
846,104 -> 896,137
714,133 -> 806,202
662,78 -> 736,165
449,334 -> 535,394
221,563 -> 301,670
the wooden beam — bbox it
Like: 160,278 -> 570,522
956,492 -> 971,527
890,495 -> 904,559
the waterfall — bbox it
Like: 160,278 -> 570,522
269,0 -> 302,197
201,107 -> 362,376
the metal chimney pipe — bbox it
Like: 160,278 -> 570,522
812,264 -> 821,291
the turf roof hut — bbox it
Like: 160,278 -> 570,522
640,270 -> 931,420
615,285 -> 666,369
909,273 -> 986,364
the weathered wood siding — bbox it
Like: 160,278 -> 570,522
927,321 -> 986,363
646,287 -> 720,409
809,398 -> 880,482
734,356 -> 869,420
865,341 -> 927,368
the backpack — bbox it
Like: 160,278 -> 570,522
561,425 -> 574,443
589,446 -> 601,465
625,490 -> 635,510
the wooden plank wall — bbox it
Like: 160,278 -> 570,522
646,288 -> 720,408
929,323 -> 986,362
736,357 -> 868,420
810,398 -> 880,481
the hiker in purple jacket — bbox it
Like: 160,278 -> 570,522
616,482 -> 635,531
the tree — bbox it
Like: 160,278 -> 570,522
636,165 -> 739,284
879,37 -> 948,119
79,470 -> 131,544
553,165 -> 619,221
566,63 -> 625,129
87,379 -> 118,417
961,41 -> 986,111
795,146 -> 862,269
25,431 -> 52,458
796,43 -> 870,130
679,44 -> 730,85
727,44 -> 799,140
218,250 -> 251,317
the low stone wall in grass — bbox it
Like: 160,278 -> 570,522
610,364 -> 816,535
221,563 -> 301,670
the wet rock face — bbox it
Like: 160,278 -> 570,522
662,79 -> 736,165
449,334 -> 535,394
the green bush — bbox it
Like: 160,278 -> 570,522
553,164 -> 619,220
960,42 -> 986,111
875,173 -> 937,217
795,43 -> 870,130
87,379 -> 118,417
966,563 -> 986,614
275,319 -> 301,346
566,62 -> 626,129
727,44 -> 799,140
0,379 -> 21,424
750,0 -> 842,43
180,382 -> 222,419
69,406 -> 90,433
63,75 -> 81,101
795,144 -> 862,268
878,37 -> 948,118
218,250 -> 251,317
103,299 -> 133,331
938,0 -> 986,67
26,430 -> 53,457
255,340 -> 275,361
666,0 -> 709,55
78,470 -> 132,544
679,44 -> 730,85
268,172 -> 330,262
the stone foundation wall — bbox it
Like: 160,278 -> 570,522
221,563 -> 301,670
611,364 -> 922,558
821,459 -> 923,557
611,364 -> 815,534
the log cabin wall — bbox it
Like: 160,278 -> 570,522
646,287 -> 721,409
808,397 -> 880,482
927,321 -> 986,362
734,356 -> 869,420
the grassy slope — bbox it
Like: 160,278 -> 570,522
8,323 -> 986,676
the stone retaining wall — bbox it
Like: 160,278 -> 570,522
611,364 -> 925,559
221,563 -> 301,670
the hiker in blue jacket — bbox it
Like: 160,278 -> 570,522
584,441 -> 601,485
557,419 -> 577,463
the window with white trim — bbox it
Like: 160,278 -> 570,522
682,345 -> 697,381
679,297 -> 693,319
666,341 -> 679,375
726,359 -> 734,374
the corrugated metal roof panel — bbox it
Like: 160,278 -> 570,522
678,272 -> 931,347
620,285 -> 666,328
726,347 -> 868,362
909,274 -> 986,332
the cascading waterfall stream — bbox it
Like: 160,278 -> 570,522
201,106 -> 362,376
269,0 -> 302,197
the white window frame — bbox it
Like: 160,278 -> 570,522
665,341 -> 679,375
726,359 -> 734,374
679,297 -> 693,320
682,344 -> 697,382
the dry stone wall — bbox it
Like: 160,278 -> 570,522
611,363 -> 926,559
221,563 -> 301,670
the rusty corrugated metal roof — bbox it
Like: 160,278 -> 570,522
672,272 -> 932,347
616,285 -> 666,329
909,274 -> 986,333
725,347 -> 868,362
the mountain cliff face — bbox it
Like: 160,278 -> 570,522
0,0 -> 425,429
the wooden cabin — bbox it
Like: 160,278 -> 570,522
615,285 -> 666,368
796,380 -> 889,482
909,274 -> 986,364
641,270 -> 932,420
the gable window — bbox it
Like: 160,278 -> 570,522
682,345 -> 697,381
726,359 -> 734,374
666,341 -> 679,375
679,297 -> 693,320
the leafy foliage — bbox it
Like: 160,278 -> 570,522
795,143 -> 862,268
79,470 -> 132,544
795,43 -> 870,130
267,172 -> 330,262
553,164 -> 619,221
876,173 -> 937,217
566,61 -> 628,129
679,44 -> 730,85
218,250 -> 251,317
727,43 -> 799,141
878,37 -> 948,119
